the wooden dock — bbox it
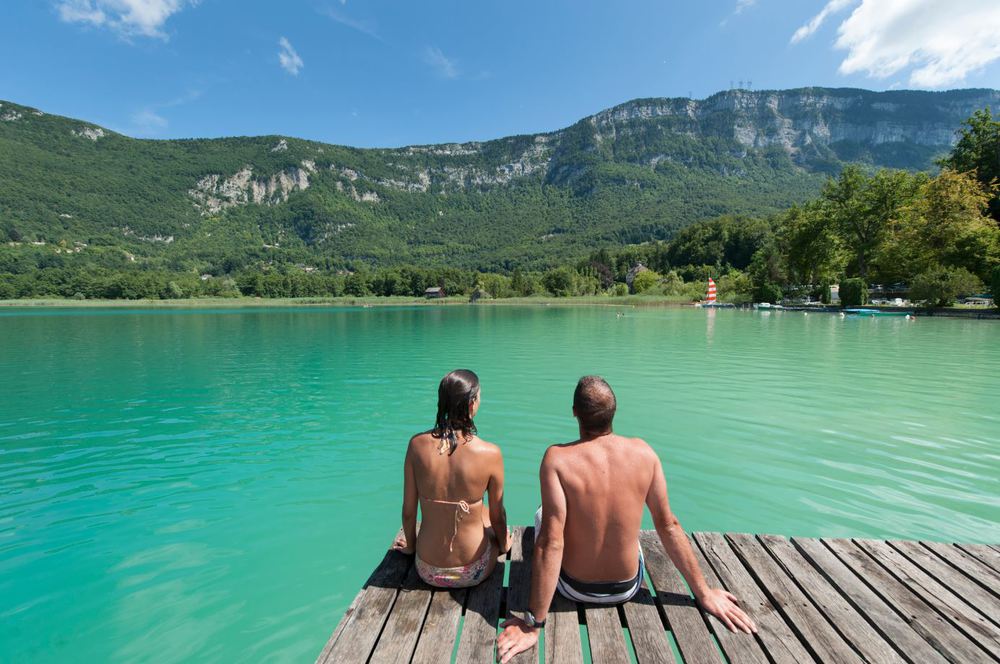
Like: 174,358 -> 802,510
315,527 -> 1000,663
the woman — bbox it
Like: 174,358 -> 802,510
393,369 -> 511,588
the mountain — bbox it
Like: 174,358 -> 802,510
1,87 -> 997,272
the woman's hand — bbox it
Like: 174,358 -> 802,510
501,527 -> 513,555
697,588 -> 757,634
392,534 -> 414,555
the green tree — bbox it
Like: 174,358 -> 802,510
754,282 -> 783,304
940,108 -> 1000,222
631,269 -> 661,294
344,272 -> 370,296
541,267 -> 578,297
991,266 -> 1000,309
910,266 -> 983,307
782,203 -> 846,285
748,240 -> 786,302
839,278 -> 868,307
821,166 -> 923,279
886,170 -> 999,281
477,273 -> 512,298
510,268 -> 532,296
716,269 -> 753,304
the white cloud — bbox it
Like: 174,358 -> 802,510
131,108 -> 168,135
423,46 -> 458,79
278,37 -> 304,76
793,0 -> 1000,88
319,6 -> 380,40
55,0 -> 195,39
720,0 -> 758,26
790,0 -> 856,44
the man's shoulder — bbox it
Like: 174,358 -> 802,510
540,441 -> 577,467
619,434 -> 654,453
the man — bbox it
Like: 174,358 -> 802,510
497,376 -> 756,662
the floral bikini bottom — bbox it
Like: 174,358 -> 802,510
415,538 -> 495,588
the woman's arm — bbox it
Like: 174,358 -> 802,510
487,447 -> 510,553
396,441 -> 418,554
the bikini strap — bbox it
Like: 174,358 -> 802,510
424,497 -> 483,551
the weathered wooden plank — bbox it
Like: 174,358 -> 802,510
639,531 -> 723,664
454,544 -> 506,664
793,537 -> 948,664
727,533 -> 862,662
889,540 -> 1000,627
369,564 -> 434,663
823,538 -> 988,664
759,534 -> 904,664
621,581 -> 674,664
957,543 -> 1000,574
505,526 -> 539,664
693,532 -> 814,664
689,533 -> 769,664
316,584 -> 371,663
854,539 -> 1000,658
319,549 -> 412,664
411,588 -> 467,664
543,591 -> 583,664
582,604 -> 631,664
921,541 -> 1000,597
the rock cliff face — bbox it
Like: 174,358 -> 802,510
189,161 -> 316,214
590,88 -> 997,151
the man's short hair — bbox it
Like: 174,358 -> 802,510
573,375 -> 616,433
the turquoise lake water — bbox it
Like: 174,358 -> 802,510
1,305 -> 998,662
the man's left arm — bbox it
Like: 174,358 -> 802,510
646,452 -> 757,634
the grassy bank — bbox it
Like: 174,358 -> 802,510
0,294 -> 695,309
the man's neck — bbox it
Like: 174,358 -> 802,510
577,428 -> 613,442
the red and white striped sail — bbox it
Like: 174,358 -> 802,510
706,278 -> 717,303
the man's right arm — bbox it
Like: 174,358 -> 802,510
528,449 -> 567,622
497,448 -> 567,663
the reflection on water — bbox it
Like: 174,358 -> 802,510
0,306 -> 998,662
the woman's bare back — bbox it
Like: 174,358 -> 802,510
408,432 -> 501,567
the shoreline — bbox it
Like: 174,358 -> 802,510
1,297 -> 996,318
0,295 -> 696,309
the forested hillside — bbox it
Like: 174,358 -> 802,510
2,87 -> 997,277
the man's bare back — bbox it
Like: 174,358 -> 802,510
498,376 -> 756,663
545,433 -> 656,581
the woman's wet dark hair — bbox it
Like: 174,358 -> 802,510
433,369 -> 480,455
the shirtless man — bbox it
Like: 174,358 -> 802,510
497,376 -> 756,662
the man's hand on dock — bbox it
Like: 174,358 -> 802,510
698,588 -> 757,634
496,617 -> 537,663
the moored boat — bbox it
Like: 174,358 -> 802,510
844,308 -> 914,317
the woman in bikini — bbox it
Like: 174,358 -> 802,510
393,369 -> 511,588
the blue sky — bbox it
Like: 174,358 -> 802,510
2,0 -> 999,147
